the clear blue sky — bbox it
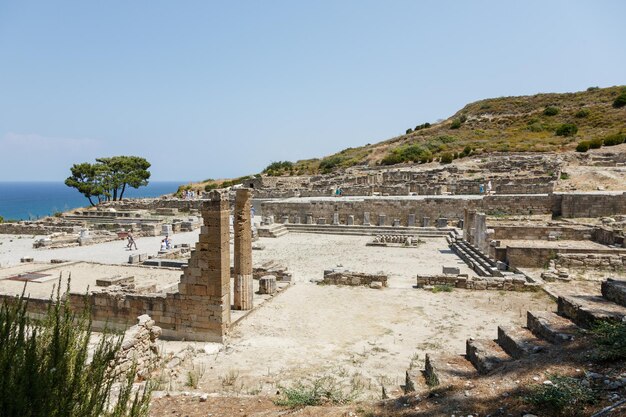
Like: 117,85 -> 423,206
0,1 -> 623,182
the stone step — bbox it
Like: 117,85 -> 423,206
424,353 -> 477,388
466,339 -> 511,374
527,310 -> 578,343
497,325 -> 546,359
602,278 -> 626,307
284,224 -> 450,237
558,295 -> 626,328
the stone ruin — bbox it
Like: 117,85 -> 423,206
1,190 -> 260,343
367,234 -> 420,247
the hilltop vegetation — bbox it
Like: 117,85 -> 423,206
181,85 -> 626,190
265,85 -> 626,174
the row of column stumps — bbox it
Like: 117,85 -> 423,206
234,188 -> 254,310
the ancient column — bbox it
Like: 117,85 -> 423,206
234,189 -> 253,310
177,190 -> 231,340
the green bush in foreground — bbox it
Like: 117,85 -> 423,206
525,374 -> 596,416
0,279 -> 151,417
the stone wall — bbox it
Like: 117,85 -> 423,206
556,253 -> 626,271
560,193 -> 626,218
321,270 -> 388,288
491,225 -> 594,241
113,314 -> 162,379
260,193 -> 626,225
415,274 -> 535,291
505,246 -> 626,268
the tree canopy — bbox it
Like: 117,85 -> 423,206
65,156 -> 151,206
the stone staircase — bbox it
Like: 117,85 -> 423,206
285,224 -> 453,237
449,238 -> 501,277
257,223 -> 289,238
407,278 -> 626,393
257,223 -> 455,238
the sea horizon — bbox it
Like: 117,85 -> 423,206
0,181 -> 185,221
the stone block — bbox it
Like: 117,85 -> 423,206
442,266 -> 460,275
408,214 -> 416,227
347,215 -> 354,226
378,214 -> 386,226
259,275 -> 277,295
363,212 -> 370,226
422,217 -> 430,227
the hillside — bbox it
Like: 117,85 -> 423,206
181,86 -> 625,192
270,85 -> 626,175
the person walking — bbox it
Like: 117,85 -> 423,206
127,233 -> 138,250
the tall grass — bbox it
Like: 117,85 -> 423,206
0,277 -> 151,417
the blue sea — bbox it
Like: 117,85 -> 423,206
0,181 -> 183,221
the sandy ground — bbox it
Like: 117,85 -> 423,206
0,229 -> 555,400
170,283 -> 553,399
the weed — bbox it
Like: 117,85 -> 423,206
525,374 -> 596,416
275,376 -> 359,407
591,320 -> 626,361
432,284 -> 454,293
219,369 -> 239,388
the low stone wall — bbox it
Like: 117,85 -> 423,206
261,194 -> 555,227
321,270 -> 388,288
415,274 -> 534,291
492,225 -> 594,241
113,314 -> 162,379
0,222 -> 76,235
506,246 -> 626,268
556,253 -> 626,271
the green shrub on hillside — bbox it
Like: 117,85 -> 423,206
576,141 -> 590,152
414,122 -> 431,131
204,183 -> 219,192
613,91 -> 626,108
0,215 -> 3,223
264,161 -> 294,176
381,144 -> 433,165
0,280 -> 152,417
319,156 -> 344,173
405,128 -> 413,134
603,132 -> 625,146
543,106 -> 559,116
555,123 -> 578,137
450,119 -> 462,129
575,109 -> 590,118
440,152 -> 454,164
589,137 -> 603,149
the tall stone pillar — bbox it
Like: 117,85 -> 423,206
234,189 -> 253,310
177,190 -> 231,341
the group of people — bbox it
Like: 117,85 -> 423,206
479,180 -> 494,194
182,189 -> 197,200
160,235 -> 172,251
